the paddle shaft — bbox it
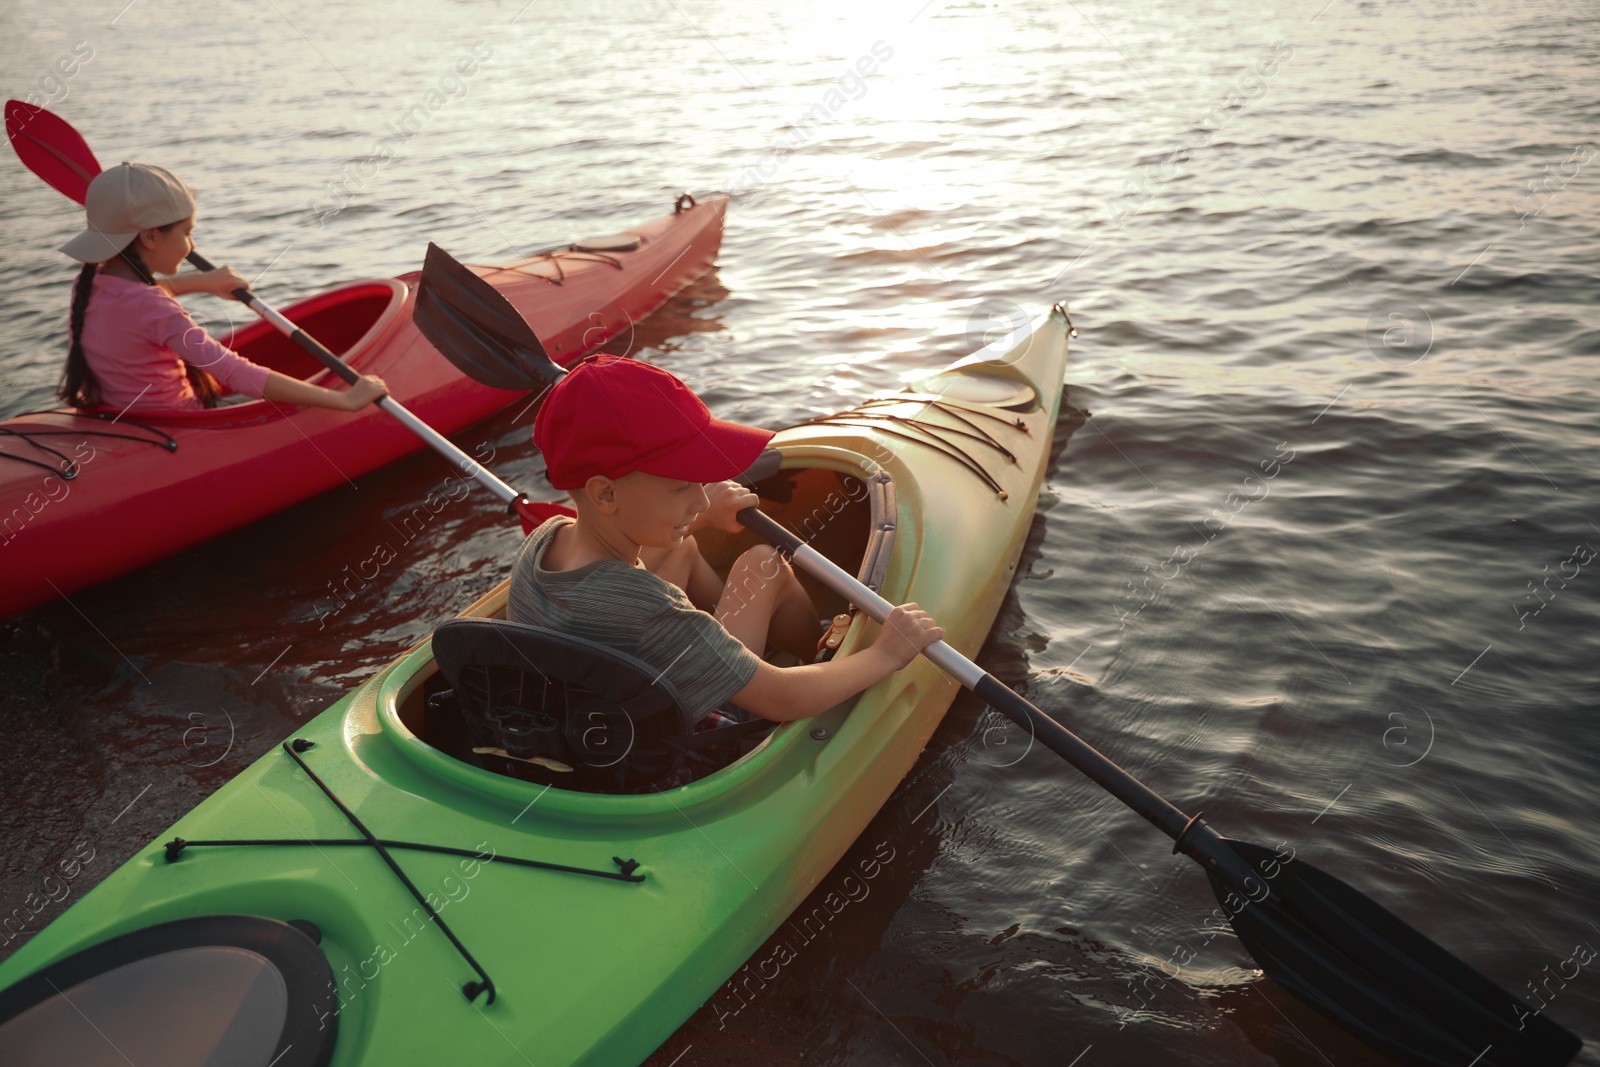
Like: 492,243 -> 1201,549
178,249 -> 528,511
738,507 -> 1262,892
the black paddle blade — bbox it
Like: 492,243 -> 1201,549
1212,840 -> 1580,1066
735,447 -> 784,489
414,242 -> 564,391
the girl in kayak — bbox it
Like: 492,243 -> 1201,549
57,162 -> 386,412
511,354 -> 943,724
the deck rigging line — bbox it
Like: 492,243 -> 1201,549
510,246 -> 629,287
196,738 -> 645,1004
0,411 -> 177,479
161,837 -> 644,883
792,395 -> 1027,498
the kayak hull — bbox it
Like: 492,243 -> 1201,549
0,195 -> 726,619
0,309 -> 1071,1066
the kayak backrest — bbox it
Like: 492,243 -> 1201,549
431,618 -> 700,793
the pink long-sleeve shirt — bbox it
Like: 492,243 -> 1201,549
78,273 -> 271,411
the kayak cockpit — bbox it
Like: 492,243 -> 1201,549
62,279 -> 411,427
381,458 -> 898,799
218,278 -> 408,383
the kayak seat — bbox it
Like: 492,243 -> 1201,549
429,618 -> 771,794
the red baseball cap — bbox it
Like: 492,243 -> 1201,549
534,356 -> 773,490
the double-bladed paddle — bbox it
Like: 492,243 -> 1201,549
4,100 -> 551,528
738,511 -> 1582,1066
409,241 -> 1582,1067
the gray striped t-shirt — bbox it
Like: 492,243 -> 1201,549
506,517 -> 761,721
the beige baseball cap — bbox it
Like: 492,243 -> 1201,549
59,162 -> 196,263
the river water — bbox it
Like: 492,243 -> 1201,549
2,0 -> 1597,1063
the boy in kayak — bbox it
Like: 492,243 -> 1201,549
58,162 -> 387,412
510,354 -> 942,724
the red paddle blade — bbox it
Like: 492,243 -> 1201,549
5,100 -> 102,204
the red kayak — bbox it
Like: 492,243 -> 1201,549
0,194 -> 726,619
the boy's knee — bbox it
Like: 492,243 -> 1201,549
738,544 -> 787,580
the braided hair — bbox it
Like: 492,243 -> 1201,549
57,228 -> 223,409
59,261 -> 102,407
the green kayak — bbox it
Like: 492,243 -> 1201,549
0,307 -> 1071,1066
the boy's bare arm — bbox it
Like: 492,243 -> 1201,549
732,603 -> 942,722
